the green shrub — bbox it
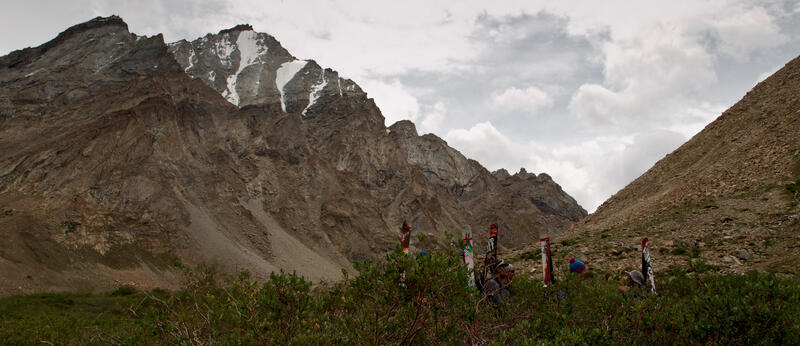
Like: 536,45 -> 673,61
517,250 -> 539,261
110,285 -> 138,296
60,220 -> 79,234
2,252 -> 799,344
671,244 -> 702,258
671,247 -> 689,256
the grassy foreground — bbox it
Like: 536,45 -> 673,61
2,249 -> 799,344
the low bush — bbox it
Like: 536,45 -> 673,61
2,249 -> 799,344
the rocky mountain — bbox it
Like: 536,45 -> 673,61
170,25 -> 587,242
560,55 -> 800,275
168,25 -> 364,111
388,120 -> 586,228
0,16 -> 586,294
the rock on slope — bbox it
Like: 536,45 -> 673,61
562,55 -> 800,275
0,17 -> 586,294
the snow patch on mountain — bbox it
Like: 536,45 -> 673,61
276,60 -> 308,112
303,70 -> 327,116
216,36 -> 239,104
185,49 -> 196,73
218,30 -> 269,106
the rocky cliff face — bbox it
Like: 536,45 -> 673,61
168,26 -> 363,111
0,16 -> 586,294
171,25 -> 587,245
561,55 -> 800,275
388,120 -> 587,237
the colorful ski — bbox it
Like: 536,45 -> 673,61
642,237 -> 658,295
485,223 -> 499,264
400,221 -> 411,254
462,225 -> 476,287
540,237 -> 555,287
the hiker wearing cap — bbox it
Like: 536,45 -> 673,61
482,260 -> 514,305
569,257 -> 587,275
619,270 -> 646,297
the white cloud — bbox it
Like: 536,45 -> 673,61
217,0 -> 482,80
420,101 -> 447,134
704,5 -> 788,61
444,122 -> 524,171
358,79 -> 420,127
568,17 -> 719,133
445,121 -> 687,212
492,86 -> 554,115
568,84 -> 624,126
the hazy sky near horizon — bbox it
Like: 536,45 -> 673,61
3,0 -> 800,212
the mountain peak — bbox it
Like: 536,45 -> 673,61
169,28 -> 365,109
64,15 -> 128,33
388,120 -> 418,138
2,15 -> 131,68
218,24 -> 255,35
50,15 -> 130,44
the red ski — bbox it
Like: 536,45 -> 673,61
400,221 -> 411,254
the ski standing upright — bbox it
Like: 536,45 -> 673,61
462,225 -> 476,287
540,237 -> 555,287
482,224 -> 499,281
642,237 -> 657,295
400,221 -> 412,254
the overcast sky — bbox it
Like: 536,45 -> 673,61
3,0 -> 800,212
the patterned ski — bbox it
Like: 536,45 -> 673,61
400,221 -> 411,254
642,237 -> 658,295
462,225 -> 476,287
540,237 -> 555,287
485,224 -> 498,264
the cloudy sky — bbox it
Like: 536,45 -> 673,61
3,0 -> 800,212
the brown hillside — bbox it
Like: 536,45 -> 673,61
561,55 -> 800,275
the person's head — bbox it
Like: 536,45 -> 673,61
490,223 -> 498,230
569,257 -> 575,263
402,221 -> 411,231
626,270 -> 645,286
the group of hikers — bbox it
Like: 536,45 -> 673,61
399,221 -> 657,303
